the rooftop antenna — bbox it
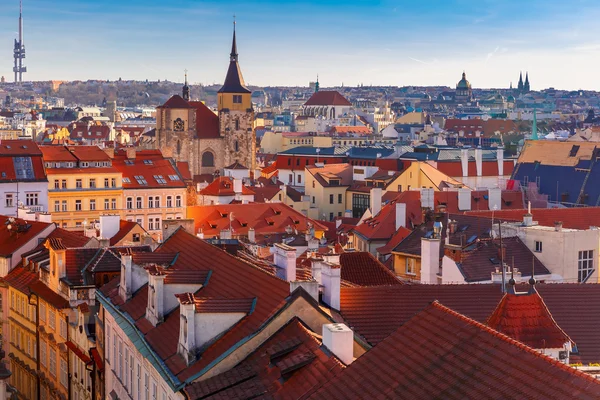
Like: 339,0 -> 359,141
498,220 -> 505,293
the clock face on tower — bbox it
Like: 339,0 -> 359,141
173,118 -> 185,132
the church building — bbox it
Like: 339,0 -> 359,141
155,23 -> 256,177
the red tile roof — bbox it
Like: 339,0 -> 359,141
112,153 -> 186,189
65,340 -> 91,363
185,317 -> 344,399
198,176 -> 254,197
376,226 -> 411,255
0,216 -> 53,257
339,252 -> 402,287
193,297 -> 255,313
303,91 -> 352,107
339,283 -> 600,364
99,228 -> 292,381
188,203 -> 327,238
308,301 -> 600,399
39,145 -> 78,162
188,101 -> 220,139
0,141 -> 47,182
46,228 -> 91,248
176,162 -> 192,181
109,220 -> 142,246
466,207 -> 600,230
158,95 -> 194,109
487,288 -> 574,349
67,145 -> 112,162
0,140 -> 42,156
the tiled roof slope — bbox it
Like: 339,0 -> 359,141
466,207 -> 600,230
188,101 -> 220,139
198,176 -> 254,196
112,154 -> 186,189
307,301 -> 600,400
339,252 -> 402,287
185,317 -> 344,400
0,216 -> 53,257
99,228 -> 291,382
303,91 -> 351,107
339,283 -> 600,363
487,287 -> 574,349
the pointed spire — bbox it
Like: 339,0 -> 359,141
315,74 -> 319,93
182,69 -> 190,101
230,15 -> 238,62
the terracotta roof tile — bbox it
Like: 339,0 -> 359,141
0,216 -> 53,257
199,176 -> 254,197
466,207 -> 600,230
158,95 -> 194,109
304,91 -> 352,106
339,252 -> 402,287
188,101 -> 220,139
308,301 -> 600,399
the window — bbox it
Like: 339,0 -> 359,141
155,196 -> 160,208
329,212 -> 334,220
312,180 -> 315,188
129,353 -> 134,393
176,195 -> 182,207
113,334 -> 117,371
166,196 -> 172,207
145,373 -> 149,399
104,178 -> 109,188
62,200 -> 67,212
106,325 -> 111,363
41,339 -> 47,367
75,200 -> 82,211
48,309 -> 56,329
201,152 -> 214,167
406,258 -> 416,275
118,340 -> 123,380
60,359 -> 68,387
233,94 -> 242,103
54,180 -> 59,189
90,199 -> 96,210
112,178 -> 116,187
352,193 -> 370,218
137,197 -> 142,209
143,160 -> 153,165
288,174 -> 293,183
297,174 -> 302,184
133,233 -> 140,242
61,179 -> 67,189
123,177 -> 131,183
127,197 -> 133,209
40,302 -> 46,321
76,179 -> 82,189
105,199 -> 110,209
5,194 -> 13,208
535,241 -> 542,253
169,174 -> 180,181
54,200 -> 60,212
137,364 -> 141,400
329,194 -> 334,204
338,193 -> 343,204
89,178 -> 96,188
25,193 -> 38,206
49,349 -> 56,376
578,250 -> 594,282
111,198 -> 117,209
60,319 -> 67,338
312,196 -> 315,204
148,197 -> 154,208
152,381 -> 158,399
154,175 -> 167,184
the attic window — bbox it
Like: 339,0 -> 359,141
122,177 -> 131,183
467,235 -> 477,244
168,175 -> 180,181
329,179 -> 340,185
134,175 -> 147,185
143,160 -> 153,165
459,225 -> 470,232
569,145 -> 580,157
489,257 -> 500,265
154,175 -> 167,184
1,172 -> 5,178
124,160 -> 134,165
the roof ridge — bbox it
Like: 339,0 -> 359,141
430,301 -> 598,384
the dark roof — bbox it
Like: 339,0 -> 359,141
308,301 -> 600,399
218,29 -> 251,94
339,283 -> 600,364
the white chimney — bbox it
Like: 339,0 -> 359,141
311,259 -> 323,284
458,188 -> 472,211
395,202 -> 406,230
370,187 -> 382,216
119,254 -> 133,302
37,213 -> 52,223
247,227 -> 255,243
488,188 -> 502,211
420,236 -> 441,284
233,178 -> 243,196
220,229 -> 232,240
497,146 -> 504,176
274,243 -> 297,282
322,323 -> 354,365
177,295 -> 197,365
322,262 -> 341,310
146,270 -> 166,326
99,214 -> 120,240
475,147 -> 483,177
461,148 -> 469,177
197,229 -> 204,239
420,188 -> 434,209
290,280 -> 319,302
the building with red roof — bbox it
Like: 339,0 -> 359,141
197,176 -> 255,205
0,140 -> 48,216
308,300 -> 600,399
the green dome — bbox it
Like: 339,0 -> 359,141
456,72 -> 471,90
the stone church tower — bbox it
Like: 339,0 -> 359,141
154,23 -> 256,177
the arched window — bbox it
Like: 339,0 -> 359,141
202,152 -> 214,167
235,119 -> 240,130
234,140 -> 239,152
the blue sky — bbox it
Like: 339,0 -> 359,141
1,0 -> 599,89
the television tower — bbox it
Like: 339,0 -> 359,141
13,0 -> 27,83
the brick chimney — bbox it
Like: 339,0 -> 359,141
274,243 -> 297,282
322,323 -> 354,365
126,147 -> 136,160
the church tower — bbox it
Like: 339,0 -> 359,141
218,20 -> 256,170
524,72 -> 530,92
182,70 -> 190,101
517,72 -> 524,93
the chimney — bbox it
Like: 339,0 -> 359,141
448,220 -> 458,234
460,148 -> 469,177
98,238 -> 110,248
17,208 -> 35,221
420,188 -> 434,209
322,323 -> 354,365
554,221 -> 563,232
146,268 -> 166,326
321,262 -> 341,310
395,202 -> 406,230
488,188 -> 502,211
37,213 -> 52,223
233,178 -> 243,197
197,229 -> 204,239
475,146 -> 483,177
335,218 -> 342,229
220,229 -> 232,240
177,295 -> 197,365
458,188 -> 472,211
370,187 -> 382,216
290,280 -> 319,302
311,258 -> 323,284
247,227 -> 255,243
119,254 -> 133,302
103,147 -> 115,159
99,214 -> 120,240
142,234 -> 157,250
421,235 -> 441,284
163,218 -> 195,241
126,147 -> 136,160
274,243 -> 297,282
497,146 -> 504,176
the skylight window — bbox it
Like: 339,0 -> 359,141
124,160 -> 134,165
122,177 -> 131,183
143,160 -> 153,165
154,175 -> 167,184
168,175 -> 180,181
134,175 -> 147,185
